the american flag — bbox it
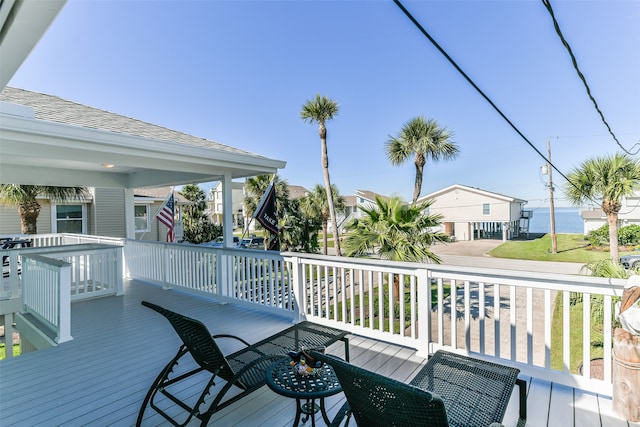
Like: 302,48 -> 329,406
157,193 -> 175,242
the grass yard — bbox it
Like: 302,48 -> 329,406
550,292 -> 617,373
488,233 -> 636,263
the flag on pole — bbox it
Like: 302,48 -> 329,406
253,183 -> 279,250
157,193 -> 175,242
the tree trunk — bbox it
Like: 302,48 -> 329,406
18,200 -> 40,234
393,275 -> 400,303
412,153 -> 425,205
322,220 -> 328,256
319,124 -> 341,256
607,212 -> 619,262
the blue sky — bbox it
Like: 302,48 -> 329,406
9,0 -> 640,208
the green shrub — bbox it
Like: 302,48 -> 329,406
586,223 -> 640,247
586,224 -> 609,246
618,224 -> 640,246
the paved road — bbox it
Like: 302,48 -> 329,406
429,239 -> 585,275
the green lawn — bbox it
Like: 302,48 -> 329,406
488,233 -> 635,263
550,293 -> 616,373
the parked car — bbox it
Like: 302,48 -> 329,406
240,236 -> 265,249
620,254 -> 640,269
202,236 -> 240,248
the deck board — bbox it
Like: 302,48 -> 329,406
0,279 -> 636,426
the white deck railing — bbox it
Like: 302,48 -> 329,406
2,234 -> 626,395
20,254 -> 72,344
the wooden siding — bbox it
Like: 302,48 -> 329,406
93,188 -> 126,238
0,202 -> 52,235
1,280 -> 637,426
430,188 -> 515,222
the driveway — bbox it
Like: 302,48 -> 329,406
430,239 -> 585,275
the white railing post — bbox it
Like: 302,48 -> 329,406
288,256 -> 304,322
416,268 -> 431,358
114,246 -> 124,296
56,264 -> 72,343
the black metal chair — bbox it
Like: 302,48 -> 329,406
137,301 -> 349,426
311,350 -> 526,427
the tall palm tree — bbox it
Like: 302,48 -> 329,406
385,116 -> 459,204
344,195 -> 448,300
301,184 -> 346,255
564,153 -> 640,261
300,94 -> 343,256
0,185 -> 88,234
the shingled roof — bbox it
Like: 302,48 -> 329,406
0,87 -> 264,158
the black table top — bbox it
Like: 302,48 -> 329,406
266,357 -> 342,400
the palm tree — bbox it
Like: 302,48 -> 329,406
344,196 -> 448,300
344,195 -> 447,263
385,116 -> 459,204
300,94 -> 343,256
301,184 -> 346,255
279,198 -> 321,253
564,153 -> 640,261
180,184 -> 219,244
0,185 -> 88,234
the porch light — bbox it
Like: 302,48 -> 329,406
101,163 -> 115,168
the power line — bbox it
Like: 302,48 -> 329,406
541,0 -> 640,156
392,0 -> 600,207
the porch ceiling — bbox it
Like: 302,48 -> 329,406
0,111 -> 286,188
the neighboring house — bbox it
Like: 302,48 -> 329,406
207,181 -> 245,229
417,184 -> 530,242
287,185 -> 309,200
336,189 -> 391,233
581,193 -> 640,234
0,187 -> 189,242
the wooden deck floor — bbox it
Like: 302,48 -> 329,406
0,280 -> 638,427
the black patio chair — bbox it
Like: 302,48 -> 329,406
311,350 -> 526,427
137,301 -> 349,427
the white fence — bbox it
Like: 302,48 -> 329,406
120,239 -> 625,395
1,234 -> 626,395
1,240 -> 123,353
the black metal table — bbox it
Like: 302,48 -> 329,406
409,350 -> 527,427
266,357 -> 342,427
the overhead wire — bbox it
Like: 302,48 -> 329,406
392,0 -> 601,207
541,0 -> 640,156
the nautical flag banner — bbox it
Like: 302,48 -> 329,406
254,183 -> 279,250
157,193 -> 175,242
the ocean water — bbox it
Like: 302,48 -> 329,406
527,207 -> 583,234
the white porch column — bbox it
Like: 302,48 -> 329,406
124,188 -> 135,239
502,222 -> 508,242
222,173 -> 234,247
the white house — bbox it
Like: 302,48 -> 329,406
207,181 -> 245,229
581,193 -> 640,235
417,184 -> 530,242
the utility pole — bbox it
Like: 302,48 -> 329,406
547,139 -> 557,254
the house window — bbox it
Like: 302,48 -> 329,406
135,204 -> 150,232
53,204 -> 86,233
483,203 -> 491,215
